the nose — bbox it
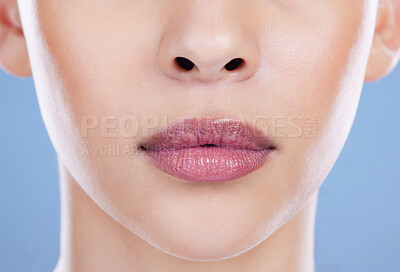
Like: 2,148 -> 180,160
158,3 -> 260,84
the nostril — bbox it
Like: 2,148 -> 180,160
175,57 -> 195,71
225,58 -> 244,71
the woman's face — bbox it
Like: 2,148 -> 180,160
18,0 -> 378,260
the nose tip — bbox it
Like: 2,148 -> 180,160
158,25 -> 260,84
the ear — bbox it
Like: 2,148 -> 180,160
0,0 -> 31,77
365,0 -> 400,82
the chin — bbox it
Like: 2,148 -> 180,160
144,226 -> 265,261
125,199 -> 282,262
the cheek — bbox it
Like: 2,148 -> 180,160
18,1 -> 162,203
28,2 -> 165,187
254,1 -> 376,196
38,2 -> 163,120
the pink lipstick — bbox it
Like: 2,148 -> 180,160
139,117 -> 277,182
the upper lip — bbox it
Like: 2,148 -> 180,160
139,117 -> 277,151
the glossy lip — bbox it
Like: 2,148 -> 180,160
139,117 -> 277,182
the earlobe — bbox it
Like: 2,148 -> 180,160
0,0 -> 31,77
365,0 -> 400,82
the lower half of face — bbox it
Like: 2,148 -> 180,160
19,0 -> 377,260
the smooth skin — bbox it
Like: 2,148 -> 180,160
1,0 -> 399,271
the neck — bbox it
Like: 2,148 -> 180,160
54,161 -> 318,272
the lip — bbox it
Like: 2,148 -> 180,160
139,117 -> 277,182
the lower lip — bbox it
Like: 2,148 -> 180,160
142,146 -> 270,182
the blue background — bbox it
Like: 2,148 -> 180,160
0,64 -> 399,271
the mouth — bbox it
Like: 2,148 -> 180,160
139,117 -> 277,182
